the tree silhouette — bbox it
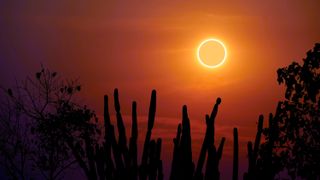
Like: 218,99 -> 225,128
0,67 -> 99,180
0,94 -> 31,179
259,43 -> 320,179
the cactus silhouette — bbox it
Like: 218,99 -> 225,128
244,115 -> 263,180
69,89 -> 162,180
140,90 -> 158,180
180,105 -> 194,180
114,89 -> 131,172
129,101 -> 138,180
248,111 -> 279,180
169,97 -> 226,180
170,123 -> 182,180
262,113 -> 277,180
169,105 -> 194,180
233,128 -> 238,180
194,98 -> 224,180
103,95 -> 114,179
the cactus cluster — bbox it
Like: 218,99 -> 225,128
169,105 -> 194,180
73,89 -> 162,180
91,91 -> 235,180
169,97 -> 229,180
243,108 -> 279,180
66,89 -> 272,180
243,115 -> 263,180
139,90 -> 163,180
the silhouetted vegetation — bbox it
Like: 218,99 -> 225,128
0,67 -> 100,179
0,43 -> 319,179
170,98 -> 227,180
233,128 -> 238,180
257,43 -> 320,179
243,115 -> 269,180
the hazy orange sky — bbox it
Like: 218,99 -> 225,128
1,1 -> 320,179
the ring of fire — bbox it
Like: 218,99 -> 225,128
197,38 -> 227,68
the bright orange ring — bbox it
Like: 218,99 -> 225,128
197,38 -> 227,68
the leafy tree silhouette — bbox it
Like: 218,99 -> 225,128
0,68 -> 164,180
258,43 -> 320,179
0,67 -> 100,180
0,93 -> 31,179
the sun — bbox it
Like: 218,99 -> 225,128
197,38 -> 227,68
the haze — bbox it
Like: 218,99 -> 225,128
1,1 -> 319,179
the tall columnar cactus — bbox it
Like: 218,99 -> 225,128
114,89 -> 130,165
180,105 -> 194,180
253,115 -> 263,164
217,137 -> 226,162
103,95 -> 114,179
148,140 -> 157,180
244,115 -> 264,180
91,95 -> 114,180
147,138 -> 163,180
261,102 -> 281,179
206,145 -> 222,180
233,128 -> 239,180
256,112 -> 278,180
156,138 -> 163,180
194,98 -> 223,180
140,90 -> 157,180
170,123 -> 182,180
129,101 -> 138,180
246,141 -> 253,179
264,113 -> 276,179
194,117 -> 210,179
110,120 -> 125,178
158,160 -> 164,180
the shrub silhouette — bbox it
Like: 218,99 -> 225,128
257,43 -> 320,179
0,67 -> 100,180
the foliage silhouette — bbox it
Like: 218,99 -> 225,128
258,43 -> 320,179
0,67 -> 99,180
0,92 -> 31,179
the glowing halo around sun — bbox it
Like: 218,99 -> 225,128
196,38 -> 227,68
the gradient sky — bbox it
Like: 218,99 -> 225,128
1,1 -> 320,179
